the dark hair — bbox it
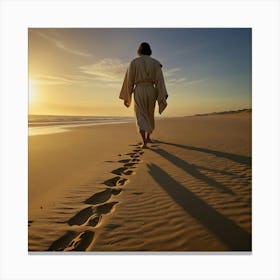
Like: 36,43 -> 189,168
137,42 -> 152,56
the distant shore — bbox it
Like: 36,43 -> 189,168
193,108 -> 251,117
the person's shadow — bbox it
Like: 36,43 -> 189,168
152,140 -> 251,167
152,148 -> 236,195
147,163 -> 252,251
147,141 -> 251,251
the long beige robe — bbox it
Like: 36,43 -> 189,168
119,55 -> 168,133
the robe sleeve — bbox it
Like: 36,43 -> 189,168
155,63 -> 168,114
119,61 -> 135,107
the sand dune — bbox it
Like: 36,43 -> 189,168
28,113 -> 251,252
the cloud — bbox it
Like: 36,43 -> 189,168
31,75 -> 90,86
31,72 -> 123,89
36,31 -> 92,57
166,77 -> 207,86
31,60 -> 206,89
164,67 -> 206,86
163,68 -> 180,77
79,58 -> 128,82
166,77 -> 186,85
184,78 -> 207,85
164,67 -> 186,86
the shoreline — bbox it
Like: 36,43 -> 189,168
28,120 -> 136,136
28,112 -> 252,136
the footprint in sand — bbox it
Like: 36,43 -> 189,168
118,178 -> 127,185
86,214 -> 101,227
84,188 -> 122,205
67,206 -> 94,226
49,230 -> 95,251
50,201 -> 119,251
111,188 -> 122,195
103,176 -> 128,187
123,170 -> 135,175
85,202 -> 119,226
64,230 -> 95,251
48,230 -> 78,251
49,144 -> 146,251
67,202 -> 119,226
96,201 -> 118,215
111,167 -> 135,176
84,189 -> 111,205
131,158 -> 141,163
111,167 -> 128,175
118,159 -> 131,163
130,154 -> 140,159
124,162 -> 137,168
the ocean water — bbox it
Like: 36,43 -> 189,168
28,115 -> 135,136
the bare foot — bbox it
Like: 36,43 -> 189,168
141,143 -> 148,149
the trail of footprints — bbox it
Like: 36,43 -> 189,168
48,146 -> 144,251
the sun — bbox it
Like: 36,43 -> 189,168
29,80 -> 37,103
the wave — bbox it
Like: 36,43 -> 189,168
28,115 -> 134,127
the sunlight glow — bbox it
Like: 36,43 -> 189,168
29,80 -> 37,104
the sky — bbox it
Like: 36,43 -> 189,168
28,28 -> 252,117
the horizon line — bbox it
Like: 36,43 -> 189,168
28,108 -> 252,118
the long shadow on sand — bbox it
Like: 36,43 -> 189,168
152,148 -> 235,195
147,163 -> 251,251
155,141 -> 251,167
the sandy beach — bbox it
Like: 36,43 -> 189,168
28,112 -> 251,252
